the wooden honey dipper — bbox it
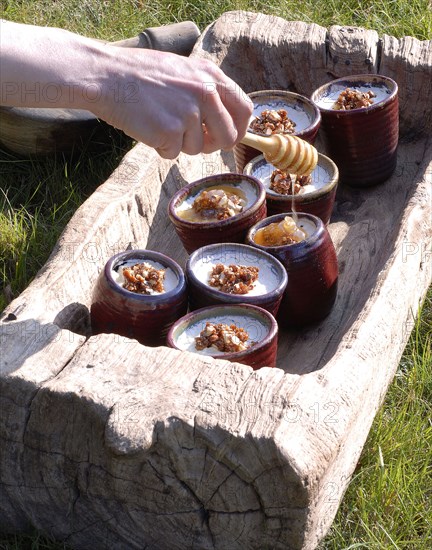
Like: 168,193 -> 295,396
240,133 -> 318,175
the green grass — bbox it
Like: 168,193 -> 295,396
0,1 -> 431,549
1,0 -> 431,39
319,289 -> 432,549
0,137 -> 131,310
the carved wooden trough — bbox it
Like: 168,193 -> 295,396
1,12 -> 431,550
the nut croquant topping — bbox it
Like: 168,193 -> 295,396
249,109 -> 296,135
192,189 -> 244,220
333,88 -> 376,110
270,169 -> 312,195
195,322 -> 250,353
208,263 -> 259,294
122,262 -> 165,294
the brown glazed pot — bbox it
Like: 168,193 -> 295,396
243,153 -> 339,225
186,242 -> 288,316
246,213 -> 338,327
168,173 -> 267,254
167,304 -> 279,369
90,250 -> 188,346
311,74 -> 399,187
234,90 -> 321,173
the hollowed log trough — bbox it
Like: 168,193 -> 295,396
1,12 -> 431,550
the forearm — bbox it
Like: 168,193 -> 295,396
0,19 -> 110,110
0,19 -> 253,158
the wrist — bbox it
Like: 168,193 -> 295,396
56,34 -> 114,113
86,45 -> 141,121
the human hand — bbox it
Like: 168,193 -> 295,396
0,20 -> 252,159
94,48 -> 253,158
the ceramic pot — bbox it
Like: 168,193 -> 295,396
243,152 -> 339,225
234,90 -> 321,172
246,213 -> 338,327
186,242 -> 288,316
90,250 -> 188,346
167,304 -> 279,369
168,173 -> 267,254
311,74 -> 399,187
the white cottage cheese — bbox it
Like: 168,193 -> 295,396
175,313 -> 269,355
112,259 -> 178,294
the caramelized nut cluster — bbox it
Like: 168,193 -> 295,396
195,322 -> 249,353
193,189 -> 244,220
333,88 -> 376,110
122,262 -> 165,294
249,109 -> 296,135
270,169 -> 312,195
254,216 -> 306,247
208,263 -> 259,294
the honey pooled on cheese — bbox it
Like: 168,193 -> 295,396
254,216 -> 307,246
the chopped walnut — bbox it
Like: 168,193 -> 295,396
333,88 -> 376,110
208,263 -> 259,294
122,262 -> 165,294
254,216 -> 306,246
195,322 -> 250,353
270,169 -> 312,195
249,109 -> 296,135
192,189 -> 244,220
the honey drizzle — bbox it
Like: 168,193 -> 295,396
291,194 -> 298,224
